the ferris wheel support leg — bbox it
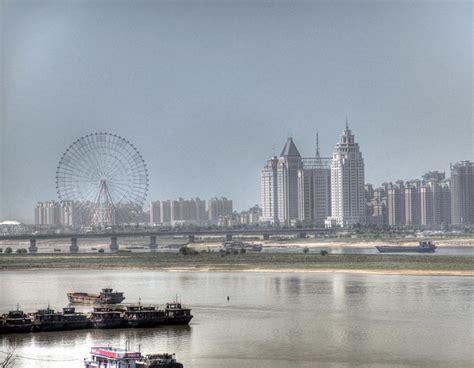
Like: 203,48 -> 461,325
149,236 -> 158,250
70,237 -> 79,253
110,236 -> 119,252
28,239 -> 38,253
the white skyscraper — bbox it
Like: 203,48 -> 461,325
260,138 -> 302,225
326,122 -> 365,227
261,156 -> 279,223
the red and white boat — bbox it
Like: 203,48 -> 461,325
84,347 -> 183,368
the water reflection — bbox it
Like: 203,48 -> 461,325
0,271 -> 472,368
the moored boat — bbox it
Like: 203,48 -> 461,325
30,306 -> 64,332
89,307 -> 123,329
137,353 -> 184,368
84,347 -> 184,368
164,303 -> 193,325
0,308 -> 32,334
376,241 -> 436,253
67,288 -> 125,304
61,307 -> 91,330
123,305 -> 166,328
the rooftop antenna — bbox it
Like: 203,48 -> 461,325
315,131 -> 320,158
272,144 -> 276,157
345,115 -> 349,130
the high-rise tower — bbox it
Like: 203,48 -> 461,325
451,161 -> 474,225
326,121 -> 365,227
298,133 -> 331,226
260,137 -> 302,225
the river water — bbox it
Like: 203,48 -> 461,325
0,270 -> 472,367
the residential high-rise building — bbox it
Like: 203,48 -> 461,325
404,181 -> 421,227
422,171 -> 446,182
207,197 -> 233,224
260,156 -> 279,223
451,161 -> 474,225
260,138 -> 302,225
387,181 -> 405,226
420,179 -> 451,227
170,198 -> 207,225
298,157 -> 331,226
160,200 -> 172,224
326,122 -> 365,227
34,201 -> 61,226
150,201 -> 161,224
369,187 -> 387,225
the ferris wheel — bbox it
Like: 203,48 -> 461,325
56,132 -> 149,227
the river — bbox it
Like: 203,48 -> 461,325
0,270 -> 472,367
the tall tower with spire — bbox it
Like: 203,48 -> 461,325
326,122 -> 365,227
297,132 -> 331,226
261,137 -> 302,224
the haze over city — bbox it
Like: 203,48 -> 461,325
1,0 -> 472,222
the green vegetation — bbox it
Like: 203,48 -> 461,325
0,252 -> 472,273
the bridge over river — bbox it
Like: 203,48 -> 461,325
0,228 -> 330,253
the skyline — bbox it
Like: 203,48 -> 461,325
17,128 -> 474,225
1,0 -> 472,222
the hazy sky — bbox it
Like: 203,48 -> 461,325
1,0 -> 472,222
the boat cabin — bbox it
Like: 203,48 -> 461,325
84,347 -> 142,368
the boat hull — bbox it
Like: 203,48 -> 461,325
91,320 -> 123,329
376,246 -> 435,253
67,293 -> 125,304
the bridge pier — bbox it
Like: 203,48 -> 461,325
28,239 -> 38,253
298,232 -> 307,239
70,238 -> 79,253
188,234 -> 195,243
263,233 -> 270,241
149,235 -> 157,250
110,236 -> 119,252
225,234 -> 232,242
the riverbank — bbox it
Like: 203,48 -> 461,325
0,253 -> 472,275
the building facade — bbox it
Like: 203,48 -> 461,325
260,138 -> 303,225
326,123 -> 365,227
387,181 -> 405,226
298,157 -> 331,226
207,197 -> 233,225
404,181 -> 421,227
451,161 -> 474,225
260,157 -> 280,223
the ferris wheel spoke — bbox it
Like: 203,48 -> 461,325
56,132 -> 148,227
66,138 -> 102,178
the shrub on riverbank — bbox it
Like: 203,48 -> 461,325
179,246 -> 199,256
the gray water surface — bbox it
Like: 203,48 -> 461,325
0,270 -> 472,368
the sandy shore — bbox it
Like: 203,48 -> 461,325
2,265 -> 471,276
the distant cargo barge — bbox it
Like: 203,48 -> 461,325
67,288 -> 125,304
376,241 -> 436,253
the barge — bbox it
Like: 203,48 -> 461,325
376,241 -> 436,253
67,288 -> 125,304
0,302 -> 193,334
